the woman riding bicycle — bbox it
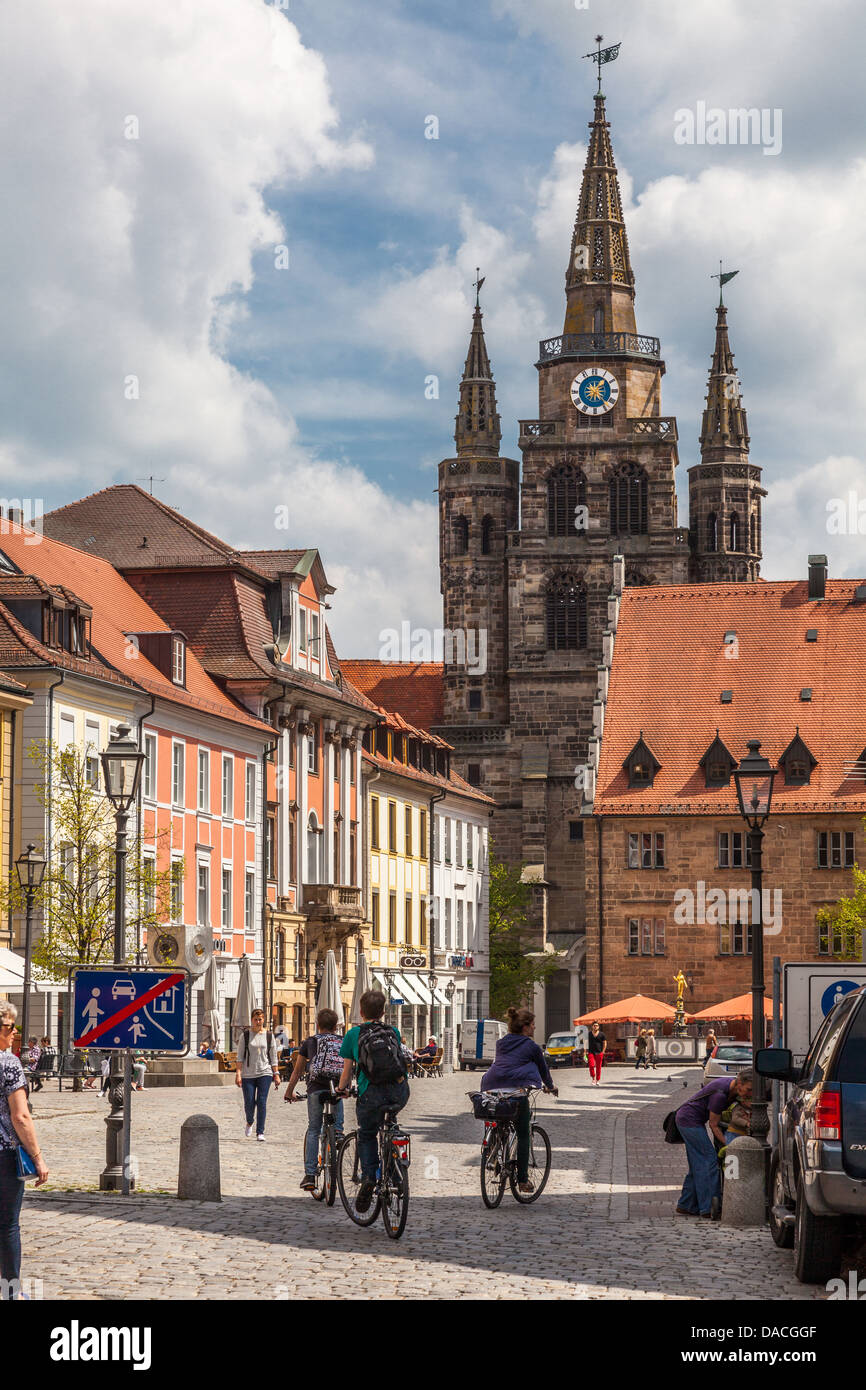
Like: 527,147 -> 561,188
480,1006 -> 557,1193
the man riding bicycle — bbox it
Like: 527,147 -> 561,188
337,989 -> 409,1213
285,1008 -> 345,1192
480,1006 -> 557,1194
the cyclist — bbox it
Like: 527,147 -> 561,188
285,1008 -> 345,1192
337,989 -> 409,1213
480,1006 -> 557,1194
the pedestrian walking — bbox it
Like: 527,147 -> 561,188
99,1055 -> 111,1096
674,1068 -> 753,1219
479,1006 -> 557,1194
702,1030 -> 718,1069
132,1056 -> 148,1090
235,1008 -> 280,1140
0,999 -> 48,1300
646,1028 -> 658,1070
587,1021 -> 607,1085
634,1029 -> 648,1070
285,1008 -> 345,1192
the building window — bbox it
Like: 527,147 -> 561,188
405,895 -> 413,945
467,763 -> 481,786
349,821 -> 357,879
294,930 -> 305,979
468,688 -> 482,711
453,515 -> 469,556
420,899 -> 427,946
388,891 -> 397,945
172,742 -> 185,807
244,871 -> 255,931
707,512 -> 718,552
404,806 -> 413,858
266,813 -> 276,880
627,918 -> 666,955
388,801 -> 397,853
307,724 -> 318,775
547,463 -> 588,537
818,918 -> 846,956
444,819 -> 452,864
143,732 -> 157,801
481,515 -> 494,554
310,611 -> 320,659
569,821 -> 583,841
627,832 -> 665,869
275,931 -> 285,981
729,513 -> 740,552
718,832 -> 751,868
750,513 -> 757,552
170,859 -> 183,923
445,899 -> 452,950
545,576 -> 587,650
456,822 -> 463,867
171,636 -> 185,686
719,920 -> 752,955
457,899 -> 464,950
142,854 -> 156,919
245,763 -> 256,823
371,891 -> 380,944
307,813 -> 321,883
434,817 -> 441,862
780,733 -> 816,787
370,795 -> 380,850
419,809 -> 428,859
299,607 -> 307,654
84,720 -> 100,788
197,863 -> 210,927
609,462 -> 648,535
221,868 -> 232,930
198,749 -> 210,812
817,831 -> 855,868
221,755 -> 234,817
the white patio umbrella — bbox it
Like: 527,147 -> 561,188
349,949 -> 373,1027
202,956 -> 222,1051
233,954 -> 259,1040
316,949 -> 345,1028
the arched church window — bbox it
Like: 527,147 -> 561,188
707,512 -> 718,551
749,513 -> 756,553
481,515 -> 494,555
452,515 -> 469,556
609,463 -> 648,536
545,575 -> 587,651
547,464 -> 587,537
729,513 -> 740,551
593,306 -> 604,338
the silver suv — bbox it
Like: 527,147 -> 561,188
756,983 -> 866,1283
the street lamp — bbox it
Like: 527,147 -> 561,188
383,967 -> 394,1026
428,970 -> 438,1041
15,843 -> 46,1061
733,739 -> 776,1154
99,723 -> 145,1192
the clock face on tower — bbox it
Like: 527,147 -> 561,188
570,367 -> 620,415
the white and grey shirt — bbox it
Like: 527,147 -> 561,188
238,1030 -> 279,1080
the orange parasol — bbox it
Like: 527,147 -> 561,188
574,993 -> 678,1025
687,992 -> 774,1022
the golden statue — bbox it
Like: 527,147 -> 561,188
673,970 -> 688,1006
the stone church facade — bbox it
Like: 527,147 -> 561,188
434,88 -> 765,1030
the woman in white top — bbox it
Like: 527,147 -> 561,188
235,1009 -> 280,1141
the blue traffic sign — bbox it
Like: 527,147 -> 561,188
72,968 -> 188,1053
820,979 -> 861,1017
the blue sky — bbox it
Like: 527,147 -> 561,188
2,0 -> 866,651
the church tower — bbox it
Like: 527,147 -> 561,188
438,287 -> 519,750
688,292 -> 764,581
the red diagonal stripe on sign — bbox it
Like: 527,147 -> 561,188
74,973 -> 184,1046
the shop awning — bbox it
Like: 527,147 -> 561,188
373,971 -> 448,1008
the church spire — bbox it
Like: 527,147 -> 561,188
455,279 -> 501,457
699,299 -> 750,462
563,92 -> 636,338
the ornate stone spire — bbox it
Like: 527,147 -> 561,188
454,285 -> 501,458
564,93 -> 637,338
699,301 -> 750,463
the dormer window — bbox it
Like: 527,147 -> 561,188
171,636 -> 186,686
779,729 -> 817,787
699,731 -> 736,788
623,733 -> 660,789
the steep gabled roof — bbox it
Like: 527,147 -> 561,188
340,660 -> 444,731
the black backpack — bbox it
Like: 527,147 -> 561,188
357,1022 -> 406,1085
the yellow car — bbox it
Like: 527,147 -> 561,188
543,1031 -> 585,1067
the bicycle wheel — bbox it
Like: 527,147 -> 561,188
324,1129 -> 339,1207
380,1152 -> 409,1240
337,1132 -> 381,1226
480,1127 -> 508,1208
509,1123 -> 552,1204
311,1132 -> 327,1203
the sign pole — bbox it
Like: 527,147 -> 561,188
121,1049 -> 133,1196
770,956 -> 782,1150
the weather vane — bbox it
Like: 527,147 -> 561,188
710,260 -> 740,306
473,267 -> 485,308
582,34 -> 622,93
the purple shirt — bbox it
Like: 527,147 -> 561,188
676,1077 -> 734,1130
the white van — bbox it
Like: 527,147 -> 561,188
459,1018 -> 507,1071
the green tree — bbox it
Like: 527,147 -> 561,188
2,739 -> 179,980
816,840 -> 866,960
488,851 -> 559,1020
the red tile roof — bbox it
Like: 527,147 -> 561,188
362,749 -> 493,805
595,579 -> 866,815
340,661 -> 444,731
0,530 -> 272,734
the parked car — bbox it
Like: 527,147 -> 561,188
756,984 -> 866,1283
459,1019 -> 506,1072
544,1029 -> 588,1067
704,1043 -> 752,1078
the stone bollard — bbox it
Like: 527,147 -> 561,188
178,1114 -> 221,1202
720,1136 -> 765,1227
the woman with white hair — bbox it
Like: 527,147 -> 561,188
0,999 -> 48,1299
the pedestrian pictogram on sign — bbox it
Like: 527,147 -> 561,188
71,968 -> 189,1053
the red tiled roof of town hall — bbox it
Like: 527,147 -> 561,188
340,661 -> 444,731
0,530 -> 272,735
595,579 -> 866,816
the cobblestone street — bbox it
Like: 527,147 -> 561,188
17,1065 -> 826,1301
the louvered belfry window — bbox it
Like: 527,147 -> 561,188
609,462 -> 648,535
546,576 -> 587,650
547,464 -> 587,536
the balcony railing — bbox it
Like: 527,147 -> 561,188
538,332 -> 660,363
628,417 -> 678,442
519,419 -> 564,445
301,884 -> 364,919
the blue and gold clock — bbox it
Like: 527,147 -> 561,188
570,366 -> 620,416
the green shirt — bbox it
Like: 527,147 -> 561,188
340,1024 -> 402,1097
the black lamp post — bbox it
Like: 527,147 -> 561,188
15,843 -> 46,1062
428,970 -> 438,1041
99,723 -> 145,1192
383,967 -> 395,1026
733,739 -> 776,1153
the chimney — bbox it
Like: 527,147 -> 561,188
808,554 -> 827,600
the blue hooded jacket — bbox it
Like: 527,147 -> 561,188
481,1032 -> 554,1091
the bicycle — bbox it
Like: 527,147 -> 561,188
471,1088 -> 552,1207
337,1100 -> 411,1239
292,1080 -> 344,1205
